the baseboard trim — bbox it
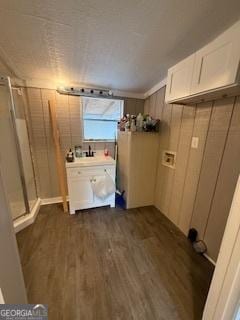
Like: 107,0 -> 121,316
41,196 -> 69,205
204,253 -> 216,266
14,198 -> 41,233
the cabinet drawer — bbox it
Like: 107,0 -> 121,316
67,166 -> 115,179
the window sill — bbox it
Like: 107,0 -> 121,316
83,140 -> 115,143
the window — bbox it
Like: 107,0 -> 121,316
83,97 -> 123,141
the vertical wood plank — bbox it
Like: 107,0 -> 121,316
178,102 -> 212,235
158,105 -> 183,216
144,98 -> 150,115
149,93 -> 157,117
48,100 -> 68,213
154,101 -> 172,211
124,98 -> 136,115
155,88 -> 165,120
68,95 -> 82,148
55,93 -> 72,157
204,97 -> 240,261
168,106 -> 196,224
135,99 -> 144,115
191,97 -> 234,239
41,89 -> 59,198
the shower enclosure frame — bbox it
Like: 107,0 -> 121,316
0,75 -> 31,215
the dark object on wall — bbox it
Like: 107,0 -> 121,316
188,228 -> 198,243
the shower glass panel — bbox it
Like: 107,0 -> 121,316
0,80 -> 26,219
12,89 -> 37,211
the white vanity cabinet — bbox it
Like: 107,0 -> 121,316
66,156 -> 116,214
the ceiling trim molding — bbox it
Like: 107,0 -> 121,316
113,90 -> 145,99
143,77 -> 167,99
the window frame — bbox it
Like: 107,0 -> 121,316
82,96 -> 124,142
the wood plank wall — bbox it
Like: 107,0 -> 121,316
144,87 -> 240,262
22,88 -> 144,200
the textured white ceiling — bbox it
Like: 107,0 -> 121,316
0,0 -> 240,93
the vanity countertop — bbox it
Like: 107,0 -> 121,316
66,155 -> 116,168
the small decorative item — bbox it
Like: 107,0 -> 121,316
130,115 -> 136,132
75,145 -> 83,158
104,147 -> 109,156
136,113 -> 143,131
66,149 -> 74,162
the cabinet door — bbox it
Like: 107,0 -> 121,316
69,177 -> 94,207
92,175 -> 113,204
165,53 -> 195,103
191,21 -> 240,95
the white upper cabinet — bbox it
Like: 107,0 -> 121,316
165,20 -> 240,104
191,21 -> 240,95
165,54 -> 195,103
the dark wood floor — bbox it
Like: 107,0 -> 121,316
17,204 -> 214,320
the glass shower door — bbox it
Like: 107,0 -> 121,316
12,88 -> 37,212
0,80 -> 26,219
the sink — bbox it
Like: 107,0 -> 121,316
66,155 -> 115,168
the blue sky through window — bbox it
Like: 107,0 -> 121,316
83,97 -> 123,140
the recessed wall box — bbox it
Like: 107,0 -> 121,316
162,150 -> 176,169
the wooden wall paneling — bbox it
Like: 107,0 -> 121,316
145,87 -> 165,212
158,105 -> 183,217
41,89 -> 59,198
154,102 -> 172,213
155,88 -> 165,120
55,93 -> 72,156
144,97 -> 150,115
134,99 -> 144,115
149,92 -> 157,117
168,105 -> 196,225
168,105 -> 183,149
124,98 -> 137,115
191,97 -> 235,239
178,102 -> 212,235
68,95 -> 82,148
48,100 -> 68,212
204,97 -> 240,261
